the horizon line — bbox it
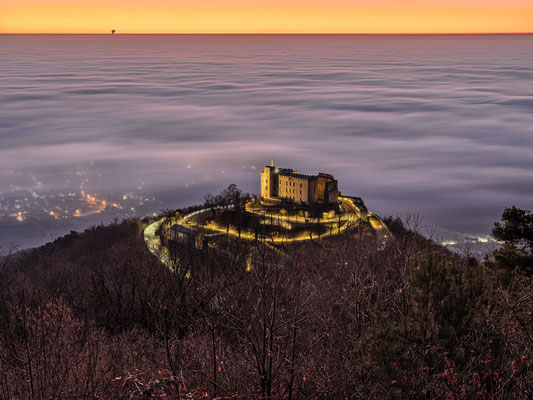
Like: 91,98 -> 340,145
2,32 -> 532,36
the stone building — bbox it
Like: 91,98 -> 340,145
171,224 -> 198,245
260,164 -> 339,205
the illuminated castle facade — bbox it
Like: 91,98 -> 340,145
260,164 -> 339,205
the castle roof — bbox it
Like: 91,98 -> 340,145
274,168 -> 314,180
171,224 -> 198,236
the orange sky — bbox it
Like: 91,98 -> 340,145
1,0 -> 532,34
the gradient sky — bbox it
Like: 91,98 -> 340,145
1,0 -> 533,34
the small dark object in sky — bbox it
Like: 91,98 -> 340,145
111,29 -> 116,34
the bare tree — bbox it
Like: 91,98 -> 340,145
0,244 -> 16,281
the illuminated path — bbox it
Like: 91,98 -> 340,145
368,212 -> 393,237
144,217 -> 173,269
176,197 -> 362,243
144,197 -> 392,268
245,197 -> 363,226
191,212 -> 356,243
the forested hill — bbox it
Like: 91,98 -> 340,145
0,208 -> 532,399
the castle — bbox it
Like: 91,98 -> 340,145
260,164 -> 339,205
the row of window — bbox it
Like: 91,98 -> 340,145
265,186 -> 303,196
284,189 -> 303,194
265,177 -> 304,189
282,181 -> 303,188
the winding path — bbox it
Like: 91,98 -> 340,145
144,198 -> 392,268
144,217 -> 173,269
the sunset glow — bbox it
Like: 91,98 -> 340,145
1,0 -> 532,34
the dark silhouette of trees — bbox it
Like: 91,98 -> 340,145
0,207 -> 531,398
493,206 -> 533,250
491,206 -> 533,276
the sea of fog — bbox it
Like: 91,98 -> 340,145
1,34 -> 532,249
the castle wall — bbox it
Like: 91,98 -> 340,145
315,174 -> 328,203
277,174 -> 309,204
260,166 -> 274,198
316,173 -> 338,205
308,177 -> 318,204
260,166 -> 338,205
326,180 -> 339,204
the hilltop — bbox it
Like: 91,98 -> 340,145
0,192 -> 531,399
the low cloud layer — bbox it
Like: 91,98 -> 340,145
1,35 -> 532,235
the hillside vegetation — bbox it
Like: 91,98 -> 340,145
0,201 -> 531,399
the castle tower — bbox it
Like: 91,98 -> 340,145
260,165 -> 274,199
